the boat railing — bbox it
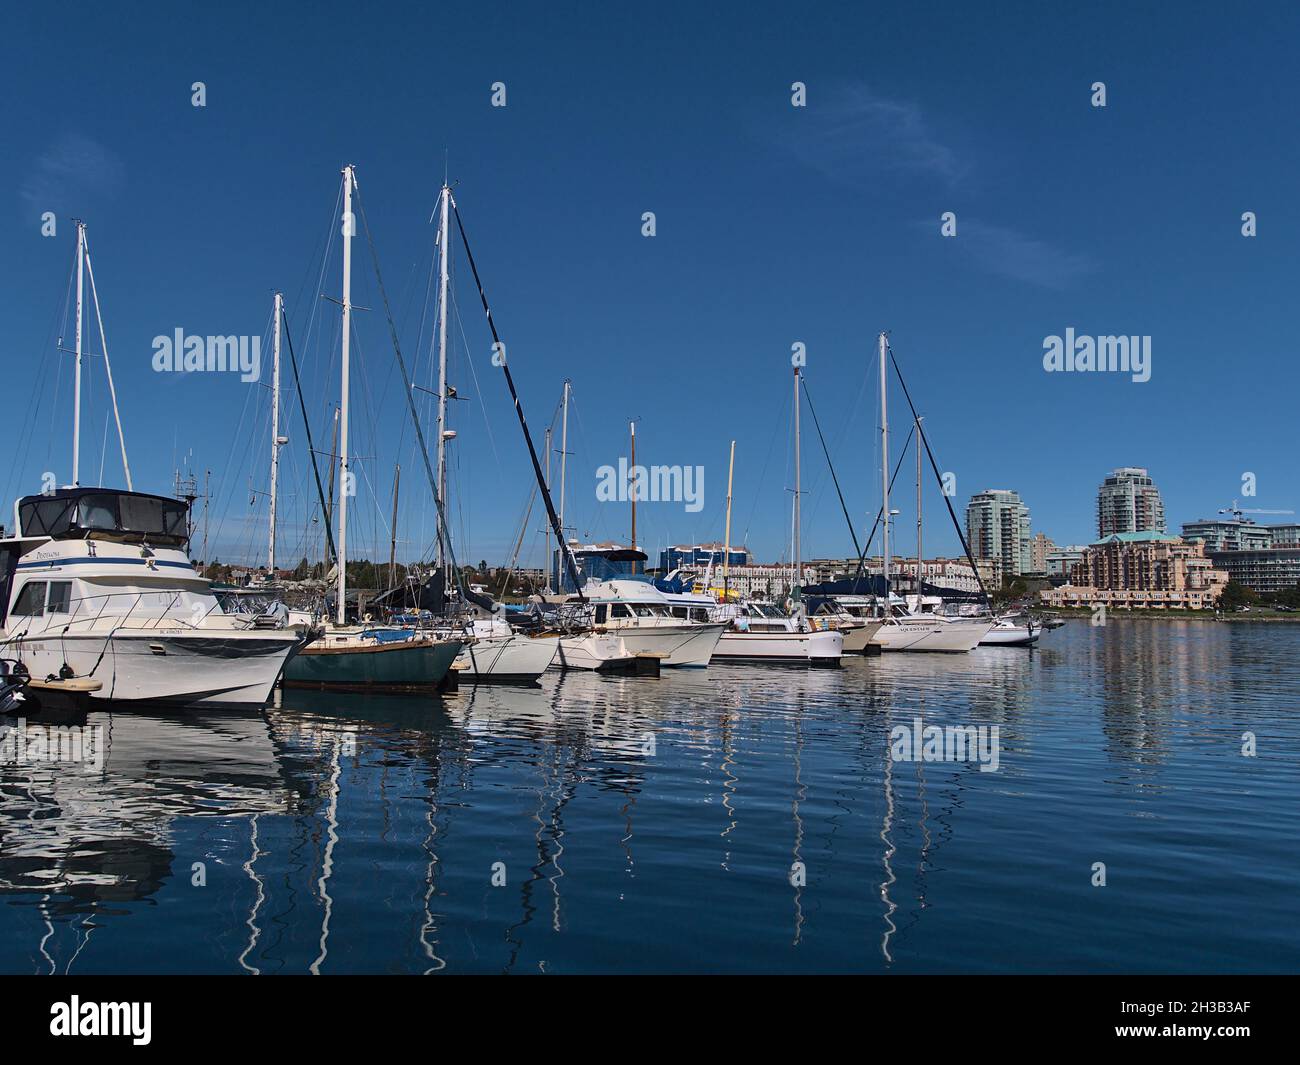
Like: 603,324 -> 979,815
15,588 -> 234,634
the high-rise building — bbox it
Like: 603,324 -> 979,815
965,489 -> 1032,578
1029,532 -> 1055,575
1097,467 -> 1166,539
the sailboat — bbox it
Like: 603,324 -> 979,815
979,610 -> 1042,646
420,182 -> 557,683
282,166 -> 464,691
869,333 -> 992,653
671,371 -> 843,667
0,223 -> 302,706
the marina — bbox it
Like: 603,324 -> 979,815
5,2 -> 1297,1023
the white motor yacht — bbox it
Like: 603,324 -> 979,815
0,489 -> 302,706
700,599 -> 843,666
872,594 -> 992,653
563,579 -> 727,668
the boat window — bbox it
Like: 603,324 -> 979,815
594,604 -> 607,623
630,603 -> 655,617
46,581 -> 72,614
671,607 -> 687,618
12,581 -> 46,617
119,494 -> 188,538
77,494 -> 120,530
611,603 -> 631,619
691,608 -> 710,622
19,497 -> 77,537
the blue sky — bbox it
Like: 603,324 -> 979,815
5,1 -> 1298,570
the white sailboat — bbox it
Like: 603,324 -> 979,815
0,223 -> 301,706
420,182 -> 558,683
871,332 -> 991,653
979,611 -> 1042,646
667,389 -> 843,667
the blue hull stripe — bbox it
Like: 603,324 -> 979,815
16,558 -> 197,572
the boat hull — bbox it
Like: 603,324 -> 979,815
980,624 -> 1041,646
553,633 -> 632,671
712,629 -> 842,666
282,637 -> 463,691
599,623 -> 723,666
455,632 -> 559,683
833,620 -> 884,653
6,629 -> 301,707
873,618 -> 992,653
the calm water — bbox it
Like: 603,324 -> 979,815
2,619 -> 1297,974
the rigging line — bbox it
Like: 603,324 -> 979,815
82,236 -> 131,490
801,375 -> 863,561
283,307 -> 338,564
739,386 -> 788,549
851,424 -> 915,582
888,345 -> 990,603
450,198 -> 584,600
451,283 -> 503,473
353,180 -> 464,593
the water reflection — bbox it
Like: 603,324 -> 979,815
2,621 -> 1297,973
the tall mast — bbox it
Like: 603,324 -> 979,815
879,332 -> 891,595
73,221 -> 85,486
559,380 -> 570,547
723,439 -> 735,597
388,463 -> 401,589
544,426 -> 552,589
915,414 -> 923,593
435,184 -> 451,577
268,291 -> 283,575
336,165 -> 355,627
793,364 -> 801,600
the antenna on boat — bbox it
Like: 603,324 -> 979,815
629,418 -> 638,566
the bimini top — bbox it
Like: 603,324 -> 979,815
15,488 -> 190,546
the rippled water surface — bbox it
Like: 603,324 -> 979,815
2,619 -> 1297,974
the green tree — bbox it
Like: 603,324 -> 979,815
1218,580 -> 1257,611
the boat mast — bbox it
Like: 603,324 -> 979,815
543,426 -> 552,589
915,414 -> 923,594
723,439 -> 735,598
336,165 -> 355,627
879,332 -> 890,599
793,363 -> 801,602
268,291 -> 283,575
388,463 -> 401,589
559,379 -> 570,559
72,221 -> 85,486
434,183 -> 451,580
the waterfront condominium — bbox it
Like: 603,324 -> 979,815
1096,467 -> 1166,539
965,489 -> 1032,578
